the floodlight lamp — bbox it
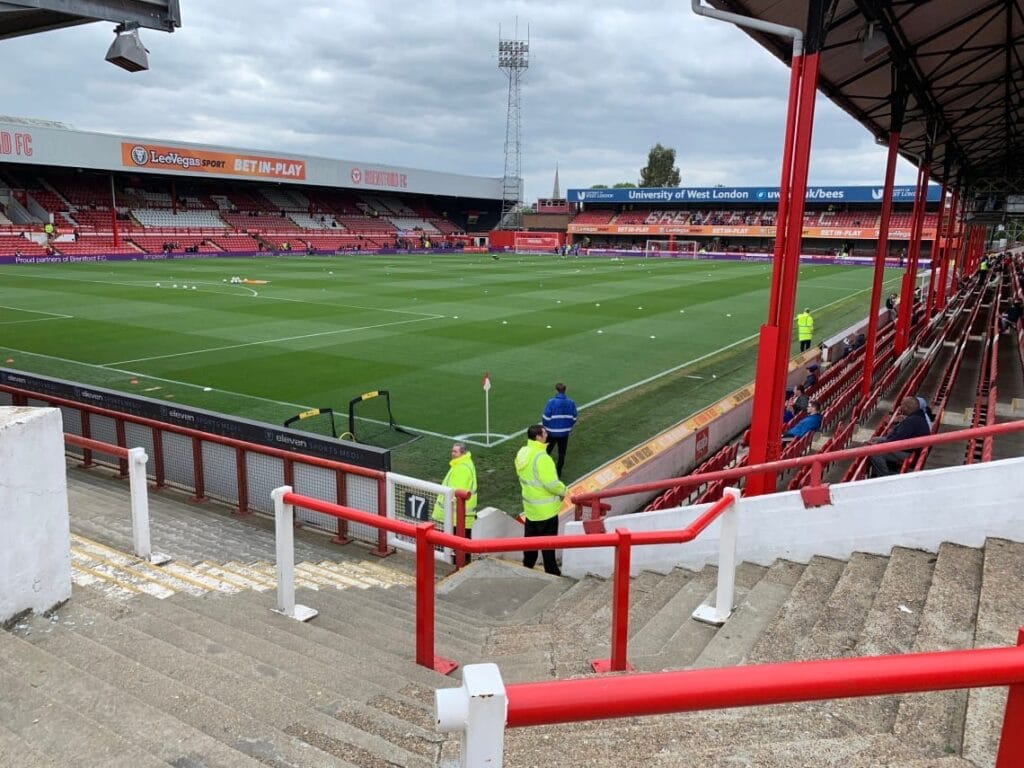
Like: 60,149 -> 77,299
859,21 -> 890,62
106,23 -> 149,73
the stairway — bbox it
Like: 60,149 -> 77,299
4,536 -> 1021,766
4,460 -> 1023,766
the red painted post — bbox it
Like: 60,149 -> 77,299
610,529 -> 633,672
414,522 -> 456,674
454,494 -> 467,570
80,411 -> 94,468
234,447 -> 250,515
332,471 -> 351,544
996,627 -> 1024,766
190,436 -> 206,502
150,426 -> 165,489
414,522 -> 435,669
897,162 -> 930,353
115,419 -> 128,478
372,476 -> 391,557
926,179 -> 948,319
936,187 -> 958,310
862,130 -> 900,399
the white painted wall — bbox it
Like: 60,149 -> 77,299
0,407 -> 71,624
562,457 -> 1024,578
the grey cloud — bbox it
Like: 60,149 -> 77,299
0,1 -> 913,199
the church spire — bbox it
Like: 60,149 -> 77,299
552,164 -> 561,199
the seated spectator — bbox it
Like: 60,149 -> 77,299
853,332 -> 866,350
782,401 -> 822,442
803,364 -> 819,389
999,298 -> 1023,332
868,396 -> 931,477
783,384 -> 809,423
916,396 -> 936,431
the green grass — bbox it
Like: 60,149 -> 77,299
0,253 -> 900,511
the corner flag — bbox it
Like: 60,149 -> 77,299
482,372 -> 491,446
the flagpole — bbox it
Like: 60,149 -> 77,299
482,371 -> 491,447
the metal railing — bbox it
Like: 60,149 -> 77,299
271,486 -> 738,675
5,384 -> 390,551
64,433 -> 168,564
437,630 -> 1024,767
571,419 -> 1024,515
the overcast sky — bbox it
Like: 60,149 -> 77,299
2,0 -> 921,202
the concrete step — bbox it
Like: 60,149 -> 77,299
691,558 -> 804,669
288,585 -> 486,658
630,566 -> 718,664
0,720 -> 63,768
76,592 -> 443,766
15,608 -> 357,768
650,732 -> 923,767
539,575 -> 609,629
0,666 -> 172,768
798,552 -> 889,660
188,587 -> 452,694
627,567 -> 700,638
893,542 -> 984,758
0,629 -> 265,768
27,597 -> 421,767
825,547 -> 937,737
502,706 -> 859,767
963,537 -> 1024,768
748,555 -> 845,664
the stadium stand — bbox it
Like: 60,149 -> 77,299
0,233 -> 47,255
570,209 -> 616,225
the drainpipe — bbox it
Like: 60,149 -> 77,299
691,1 -> 803,56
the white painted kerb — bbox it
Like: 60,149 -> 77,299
0,407 -> 71,624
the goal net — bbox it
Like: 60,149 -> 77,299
644,239 -> 699,258
347,389 -> 419,448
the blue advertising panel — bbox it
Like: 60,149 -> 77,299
568,185 -> 941,205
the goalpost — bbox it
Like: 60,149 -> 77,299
644,239 -> 700,258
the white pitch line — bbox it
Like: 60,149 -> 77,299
0,270 -> 442,318
103,314 -> 445,366
0,316 -> 74,326
481,275 -> 904,447
0,304 -> 74,319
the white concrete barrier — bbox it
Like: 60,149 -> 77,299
0,407 -> 71,624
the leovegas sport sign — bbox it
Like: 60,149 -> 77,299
121,142 -> 306,180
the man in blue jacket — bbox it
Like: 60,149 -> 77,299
868,396 -> 931,477
782,400 -> 821,442
541,382 -> 578,478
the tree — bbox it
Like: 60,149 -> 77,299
613,182 -> 637,188
590,184 -> 609,189
639,144 -> 681,188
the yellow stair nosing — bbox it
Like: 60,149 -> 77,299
70,548 -> 188,597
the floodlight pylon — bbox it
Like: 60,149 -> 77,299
497,23 -> 528,230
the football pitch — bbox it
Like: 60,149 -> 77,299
0,252 -> 899,508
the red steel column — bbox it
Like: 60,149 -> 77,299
861,129 -> 900,400
925,179 -> 948,319
896,162 -> 929,354
747,50 -> 821,496
936,186 -> 959,310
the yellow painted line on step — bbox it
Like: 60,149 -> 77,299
294,563 -> 350,588
69,560 -> 145,594
316,561 -> 397,588
246,561 -> 319,590
70,547 -> 181,598
160,563 -> 241,593
296,562 -> 371,589
217,562 -> 280,587
201,562 -> 273,590
341,560 -> 415,587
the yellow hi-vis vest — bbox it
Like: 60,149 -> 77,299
431,452 -> 477,528
515,439 -> 566,522
796,311 -> 814,341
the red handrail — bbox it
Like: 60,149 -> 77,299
572,419 -> 1024,516
281,491 -> 736,673
64,433 -> 128,459
506,638 -> 1024,727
